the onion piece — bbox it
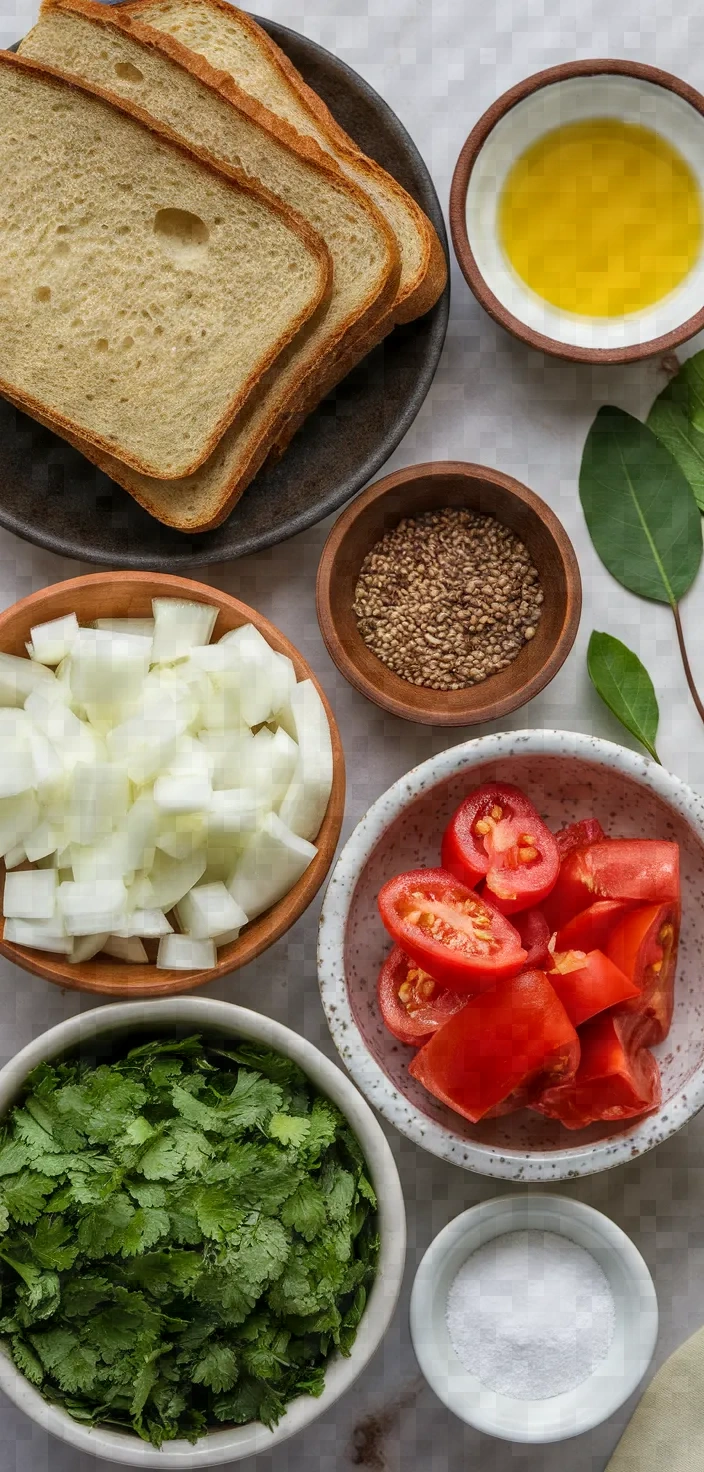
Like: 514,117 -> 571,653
26,695 -> 105,773
94,618 -> 155,638
217,624 -> 287,727
69,829 -> 133,885
106,697 -> 189,784
151,598 -> 217,663
57,879 -> 128,936
116,909 -> 172,938
227,812 -> 317,920
207,789 -> 262,836
278,680 -> 333,841
4,842 -> 27,869
29,613 -> 79,667
176,882 -> 247,941
69,629 -> 151,716
155,813 -> 208,861
0,710 -> 37,797
65,762 -> 130,846
0,652 -> 56,707
3,869 -> 57,920
102,935 -> 148,963
0,793 -> 40,859
156,934 -> 217,970
153,772 -> 212,815
24,821 -> 60,864
198,727 -> 255,789
4,918 -> 72,953
124,792 -> 159,872
69,932 -> 109,963
148,849 -> 207,912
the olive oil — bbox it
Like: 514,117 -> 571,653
499,117 -> 702,317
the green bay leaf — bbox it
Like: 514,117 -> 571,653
587,631 -> 660,761
647,359 -> 704,513
579,404 -> 702,604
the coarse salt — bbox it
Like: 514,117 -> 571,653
446,1229 -> 615,1400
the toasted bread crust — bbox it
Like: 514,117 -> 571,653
0,48 -> 332,480
130,0 -> 447,321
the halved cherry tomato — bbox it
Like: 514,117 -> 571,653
408,969 -> 579,1123
534,1013 -> 661,1129
547,948 -> 639,1027
377,868 -> 527,993
554,818 -> 605,858
543,839 -> 680,931
556,899 -> 636,954
441,783 -> 560,915
606,902 -> 680,1045
376,947 -> 466,1047
514,907 -> 552,969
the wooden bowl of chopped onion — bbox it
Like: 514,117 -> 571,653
0,571 -> 344,997
316,461 -> 581,725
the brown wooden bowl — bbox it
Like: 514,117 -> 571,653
316,461 -> 581,725
450,59 -> 704,364
0,572 -> 345,998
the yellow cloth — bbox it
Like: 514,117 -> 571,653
607,1326 -> 704,1472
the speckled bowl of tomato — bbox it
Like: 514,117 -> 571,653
317,731 -> 704,1181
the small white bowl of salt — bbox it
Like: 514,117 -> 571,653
410,1193 -> 657,1443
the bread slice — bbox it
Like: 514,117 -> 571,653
19,0 -> 400,528
128,0 -> 447,327
0,50 -> 330,481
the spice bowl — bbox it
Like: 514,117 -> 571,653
450,60 -> 704,363
315,461 -> 580,726
410,1194 -> 658,1443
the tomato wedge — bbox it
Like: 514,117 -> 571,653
408,969 -> 579,1123
441,783 -> 560,915
377,868 -> 527,993
534,1013 -> 661,1129
606,902 -> 680,1045
554,818 -> 605,858
543,839 -> 680,931
555,899 -> 636,954
376,947 -> 466,1047
514,907 -> 552,969
547,948 -> 639,1027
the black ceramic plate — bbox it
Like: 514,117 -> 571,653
1,19 -> 449,569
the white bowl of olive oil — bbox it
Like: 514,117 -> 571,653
450,59 -> 704,362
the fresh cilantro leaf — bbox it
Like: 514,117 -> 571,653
4,1172 -> 55,1225
77,1193 -> 135,1258
10,1335 -> 44,1386
0,1140 -> 30,1177
55,1071 -> 147,1145
218,1071 -> 282,1134
302,1099 -> 340,1161
192,1186 -> 244,1242
126,1183 -> 167,1209
268,1114 -> 310,1149
322,1166 -> 356,1225
120,1208 -> 170,1258
280,1180 -> 327,1242
192,1344 -> 238,1393
26,1216 -> 78,1271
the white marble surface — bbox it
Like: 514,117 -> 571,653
1,0 -> 704,1468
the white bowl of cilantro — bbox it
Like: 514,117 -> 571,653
0,998 -> 405,1466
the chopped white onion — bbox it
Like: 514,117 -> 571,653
227,812 -> 317,920
156,934 -> 217,970
0,651 -> 57,707
57,879 -> 128,936
116,909 -> 172,938
148,849 -> 207,912
3,868 -> 57,920
4,917 -> 71,953
0,598 -> 332,971
69,932 -> 109,963
0,793 -> 40,859
0,710 -> 37,797
65,762 -> 130,846
102,934 -> 148,963
29,613 -> 79,667
151,598 -> 217,663
176,882 -> 247,941
278,680 -> 333,841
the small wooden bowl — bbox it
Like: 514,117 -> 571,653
450,59 -> 704,364
316,461 -> 581,725
0,572 -> 345,998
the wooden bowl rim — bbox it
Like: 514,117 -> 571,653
315,459 -> 581,725
0,571 -> 345,998
449,57 -> 704,365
